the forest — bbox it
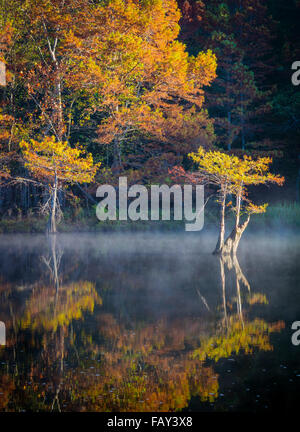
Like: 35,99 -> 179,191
1,0 -> 300,416
0,0 -> 300,248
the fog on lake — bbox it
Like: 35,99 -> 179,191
0,231 -> 299,412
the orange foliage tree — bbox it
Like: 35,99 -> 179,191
222,154 -> 284,254
5,0 -> 92,142
20,136 -> 100,233
2,0 -> 217,203
64,0 -> 217,178
0,22 -> 20,184
189,147 -> 284,254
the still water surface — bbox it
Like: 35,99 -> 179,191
0,232 -> 299,412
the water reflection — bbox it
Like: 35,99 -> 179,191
0,233 -> 294,411
219,254 -> 251,327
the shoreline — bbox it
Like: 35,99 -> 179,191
0,204 -> 299,234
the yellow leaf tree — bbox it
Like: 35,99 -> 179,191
20,136 -> 100,233
188,147 -> 237,254
222,155 -> 284,254
189,147 -> 284,254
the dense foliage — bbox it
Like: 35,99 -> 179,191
0,0 -> 299,229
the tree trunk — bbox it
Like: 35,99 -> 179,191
232,254 -> 250,292
235,267 -> 244,324
47,173 -> 58,234
50,234 -> 60,295
235,188 -> 242,230
219,256 -> 228,328
220,214 -> 250,255
46,31 -> 64,141
213,187 -> 227,255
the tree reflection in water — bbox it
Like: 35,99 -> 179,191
0,238 -> 284,411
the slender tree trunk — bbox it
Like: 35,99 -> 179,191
47,173 -> 58,234
219,256 -> 228,328
235,272 -> 244,325
218,186 -> 248,255
232,253 -> 250,292
56,74 -> 64,140
213,184 -> 227,255
45,28 -> 65,141
50,235 -> 60,294
235,188 -> 242,229
221,214 -> 251,255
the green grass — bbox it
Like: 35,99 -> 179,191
0,202 -> 299,233
0,215 -> 48,233
0,212 -> 185,234
251,202 -> 300,228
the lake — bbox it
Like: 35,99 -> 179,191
0,231 -> 299,412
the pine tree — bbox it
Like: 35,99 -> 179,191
178,0 -> 279,154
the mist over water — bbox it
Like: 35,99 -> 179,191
0,230 -> 299,412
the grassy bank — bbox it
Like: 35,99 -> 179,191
252,202 -> 300,228
0,202 -> 299,234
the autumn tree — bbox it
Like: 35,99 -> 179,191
189,146 -> 284,254
20,136 -> 100,233
0,0 -> 218,217
64,0 -> 217,179
0,21 -> 21,185
3,0 -> 91,142
0,1 -> 89,214
221,155 -> 284,254
188,146 -> 237,254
